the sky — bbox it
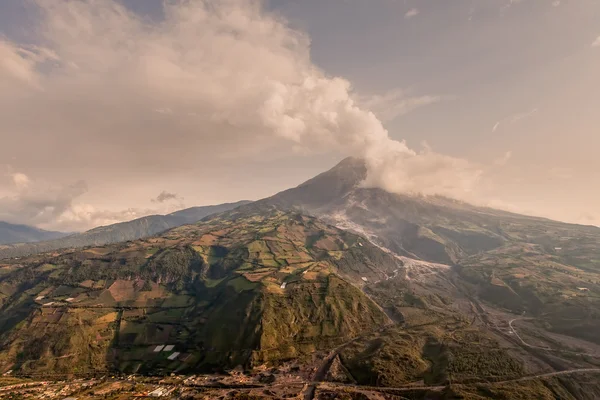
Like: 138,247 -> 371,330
0,0 -> 599,232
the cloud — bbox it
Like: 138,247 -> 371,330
0,41 -> 52,90
491,107 -> 538,132
500,0 -> 524,14
154,107 -> 173,115
55,204 -> 165,232
357,89 -> 444,122
593,36 -> 600,47
151,191 -> 182,204
361,145 -> 484,196
468,7 -> 475,21
552,1 -> 560,7
508,107 -> 538,124
0,0 -> 486,229
0,172 -> 89,230
404,8 -> 419,19
0,171 -> 186,231
11,173 -> 31,189
494,151 -> 512,166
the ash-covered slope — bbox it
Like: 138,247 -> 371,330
250,158 -> 600,347
258,157 -> 600,265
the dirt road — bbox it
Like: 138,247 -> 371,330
317,368 -> 600,394
509,318 -> 599,357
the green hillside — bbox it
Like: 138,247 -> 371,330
2,161 -> 600,399
0,210 -> 394,376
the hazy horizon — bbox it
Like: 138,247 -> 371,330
1,0 -> 599,231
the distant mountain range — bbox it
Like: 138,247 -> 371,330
4,158 -> 599,265
0,221 -> 70,245
0,201 -> 250,258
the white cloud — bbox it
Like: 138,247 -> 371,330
0,172 -> 186,231
500,0 -> 524,14
404,8 -> 419,19
592,36 -> 600,47
362,145 -> 483,197
508,107 -> 538,124
494,151 -> 512,166
154,107 -> 173,115
552,1 -> 560,7
55,204 -> 177,232
0,41 -> 51,90
11,173 -> 30,189
0,0 -> 485,229
0,175 -> 89,230
468,7 -> 475,21
491,107 -> 538,132
357,89 -> 444,122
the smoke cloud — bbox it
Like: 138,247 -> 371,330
152,191 -> 182,204
0,0 -> 483,229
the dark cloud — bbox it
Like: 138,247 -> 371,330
151,191 -> 182,204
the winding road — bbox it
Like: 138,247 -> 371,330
508,318 -> 553,351
509,318 -> 599,357
314,368 -> 600,394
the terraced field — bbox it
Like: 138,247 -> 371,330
0,210 -> 399,376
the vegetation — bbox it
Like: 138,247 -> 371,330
0,210 -> 394,375
2,157 -> 600,400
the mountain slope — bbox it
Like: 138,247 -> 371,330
0,201 -> 251,259
2,162 -> 600,399
252,158 -> 600,346
0,222 -> 69,245
258,157 -> 600,266
0,209 -> 396,375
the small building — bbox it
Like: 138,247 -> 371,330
149,388 -> 166,397
167,352 -> 180,360
163,345 -> 174,352
361,277 -> 368,282
153,345 -> 165,352
577,287 -> 590,292
280,282 -> 287,289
